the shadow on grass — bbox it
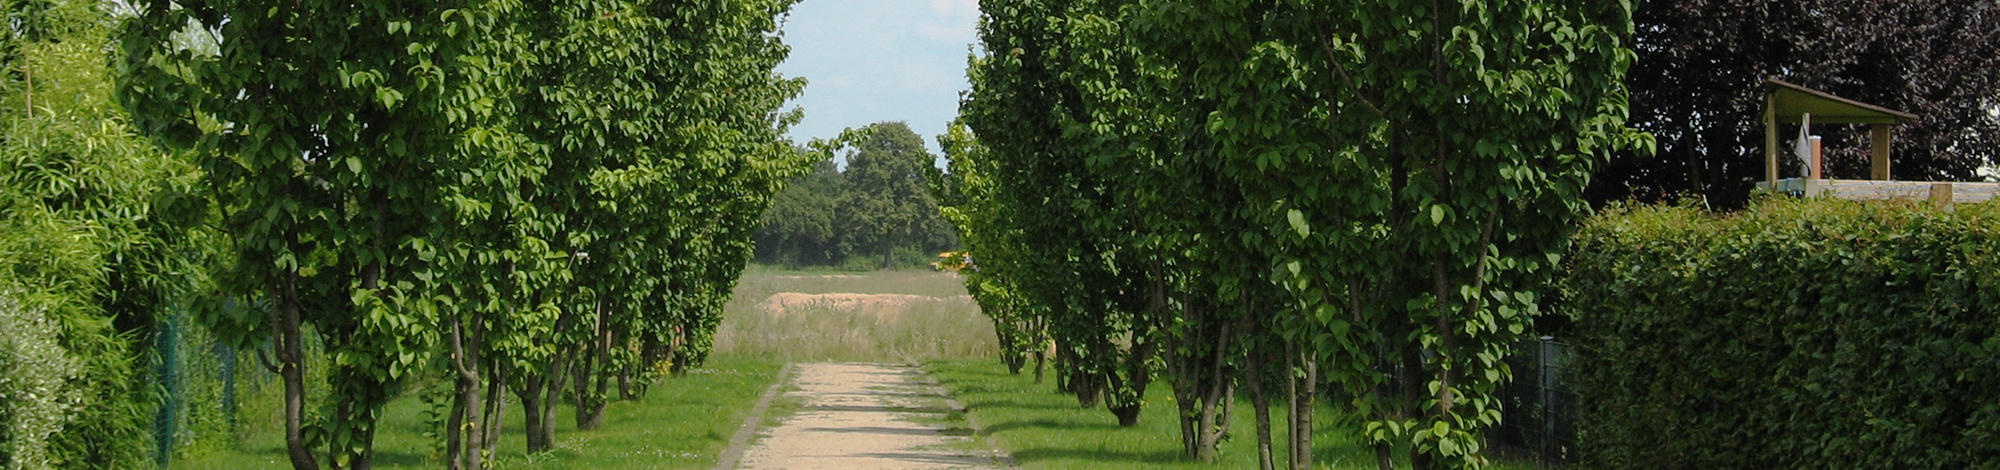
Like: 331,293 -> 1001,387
1009,447 -> 1190,465
959,397 -> 1081,413
978,418 -> 1125,435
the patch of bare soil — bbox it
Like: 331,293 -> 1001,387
733,362 -> 1006,469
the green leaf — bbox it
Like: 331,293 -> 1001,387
1288,209 -> 1310,238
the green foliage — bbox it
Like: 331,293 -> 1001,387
961,0 -> 1164,431
836,122 -> 956,269
959,0 -> 1646,467
754,122 -> 958,269
1565,198 -> 2000,468
756,158 -> 845,266
0,294 -> 83,469
0,0 -> 216,466
1126,1 -> 1645,467
933,121 -> 1044,373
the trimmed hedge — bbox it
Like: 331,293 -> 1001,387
1564,198 -> 2000,468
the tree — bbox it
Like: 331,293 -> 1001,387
964,0 -> 1160,428
1589,0 -> 2000,207
755,157 -> 842,266
837,121 -> 953,269
963,0 -> 1647,468
120,1 -> 532,467
506,0 -> 808,451
1135,1 -> 1647,467
935,121 -> 1049,379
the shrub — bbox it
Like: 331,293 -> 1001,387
0,293 -> 84,469
1564,198 -> 2000,467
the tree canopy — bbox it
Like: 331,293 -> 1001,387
753,121 -> 956,269
1590,0 -> 2000,207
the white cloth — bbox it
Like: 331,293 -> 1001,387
1793,113 -> 1813,177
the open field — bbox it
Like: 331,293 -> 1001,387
714,266 -> 997,362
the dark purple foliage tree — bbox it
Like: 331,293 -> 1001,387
1591,0 -> 2000,207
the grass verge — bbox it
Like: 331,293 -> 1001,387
174,355 -> 782,469
927,359 -> 1533,469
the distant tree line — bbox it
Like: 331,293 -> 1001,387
754,122 -> 958,269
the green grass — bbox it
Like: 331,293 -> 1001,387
173,356 -> 783,469
926,359 -> 1535,470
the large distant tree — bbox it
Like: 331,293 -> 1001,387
1590,0 -> 2000,207
837,121 -> 951,268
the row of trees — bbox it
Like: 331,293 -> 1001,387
100,1 -> 813,469
753,121 -> 956,268
939,1 -> 1646,469
942,1 -> 1997,468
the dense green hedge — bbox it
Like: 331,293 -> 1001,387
1565,198 -> 2000,468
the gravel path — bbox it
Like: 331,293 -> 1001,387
731,362 -> 1007,469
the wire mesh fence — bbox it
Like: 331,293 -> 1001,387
1495,336 -> 1578,467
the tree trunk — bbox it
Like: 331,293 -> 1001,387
1402,342 -> 1432,470
575,299 -> 609,431
481,362 -> 506,458
1249,354 -> 1275,470
447,314 -> 484,470
446,389 -> 466,470
276,273 -> 318,470
1287,346 -> 1317,470
518,378 -> 546,453
1031,349 -> 1046,384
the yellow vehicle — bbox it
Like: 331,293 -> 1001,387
931,251 -> 971,272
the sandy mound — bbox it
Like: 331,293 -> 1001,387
758,292 -> 972,320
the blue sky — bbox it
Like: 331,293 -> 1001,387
776,0 -> 982,167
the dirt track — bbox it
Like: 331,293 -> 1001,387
730,362 -> 1007,469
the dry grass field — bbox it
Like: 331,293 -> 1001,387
713,266 -> 997,362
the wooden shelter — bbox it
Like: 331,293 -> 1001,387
1758,78 -> 1998,203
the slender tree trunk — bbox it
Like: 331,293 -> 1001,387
447,313 -> 484,470
1402,341 -> 1432,470
1287,345 -> 1317,470
482,361 -> 505,458
446,390 -> 466,470
575,298 -> 609,431
1249,352 -> 1275,470
541,353 -> 567,448
277,272 -> 318,470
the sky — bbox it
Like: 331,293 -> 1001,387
775,0 -> 982,167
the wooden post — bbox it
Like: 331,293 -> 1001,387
1871,124 -> 1893,180
1809,136 -> 1823,180
1930,183 -> 1953,208
1765,93 -> 1779,190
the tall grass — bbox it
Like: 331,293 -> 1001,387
714,266 -> 997,362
